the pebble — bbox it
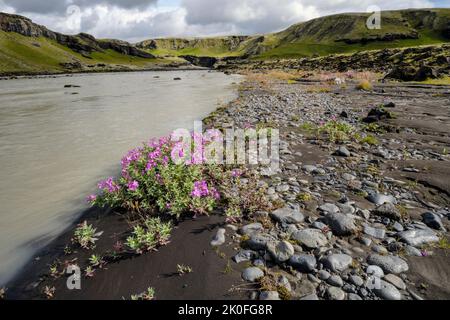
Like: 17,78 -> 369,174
348,293 -> 363,300
364,225 -> 386,239
366,265 -> 385,278
271,206 -> 305,224
267,240 -> 295,263
319,203 -> 340,214
349,275 -> 364,287
323,213 -> 358,236
373,280 -> 402,300
334,146 -> 351,157
318,270 -> 331,280
289,254 -> 317,273
321,254 -> 353,272
247,233 -> 276,251
233,250 -> 256,263
210,228 -> 226,246
404,245 -> 422,256
242,267 -> 264,282
259,291 -> 280,300
422,212 -> 445,231
327,275 -> 344,287
327,287 -> 346,300
397,229 -> 439,246
372,245 -> 388,255
367,254 -> 409,274
291,228 -> 329,249
300,293 -> 319,300
392,221 -> 404,232
240,223 -> 264,236
384,274 -> 406,290
372,202 -> 402,221
368,194 -> 397,206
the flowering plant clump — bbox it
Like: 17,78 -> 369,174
89,132 -> 271,223
90,134 -> 220,218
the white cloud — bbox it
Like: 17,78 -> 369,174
0,0 -> 439,41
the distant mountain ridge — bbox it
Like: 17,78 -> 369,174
137,8 -> 450,59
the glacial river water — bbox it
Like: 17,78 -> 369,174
0,70 -> 240,285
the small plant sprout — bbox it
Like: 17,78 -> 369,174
72,221 -> 103,250
0,287 -> 6,300
63,245 -> 73,255
177,264 -> 193,276
89,254 -> 105,268
222,261 -> 233,274
131,287 -> 156,301
49,265 -> 60,279
43,286 -> 56,299
126,218 -> 172,254
85,266 -> 95,278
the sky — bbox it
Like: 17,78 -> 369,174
0,0 -> 448,42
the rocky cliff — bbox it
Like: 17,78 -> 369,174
0,12 -> 154,58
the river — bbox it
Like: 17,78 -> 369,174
0,70 -> 240,285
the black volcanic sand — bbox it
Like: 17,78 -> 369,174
7,209 -> 247,300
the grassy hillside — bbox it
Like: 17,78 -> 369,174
140,8 -> 450,60
0,30 -> 172,75
256,9 -> 450,59
137,36 -> 253,58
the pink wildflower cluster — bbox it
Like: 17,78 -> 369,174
98,177 -> 120,193
191,180 -> 220,200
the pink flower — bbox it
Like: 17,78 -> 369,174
231,169 -> 241,178
98,177 -> 120,193
191,180 -> 209,198
210,187 -> 221,200
86,194 -> 97,203
127,180 -> 139,192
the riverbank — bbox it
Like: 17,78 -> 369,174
0,65 -> 207,80
4,72 -> 450,300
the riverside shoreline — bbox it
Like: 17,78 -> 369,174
4,72 -> 450,300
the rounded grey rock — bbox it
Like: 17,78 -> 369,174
240,223 -> 264,236
367,254 -> 409,274
291,228 -> 329,249
271,206 -> 305,224
397,229 -> 439,246
366,265 -> 385,278
373,280 -> 402,300
321,254 -> 353,272
267,240 -> 295,263
210,228 -> 226,246
327,287 -> 346,300
242,267 -> 264,282
259,291 -> 280,300
289,254 -> 317,273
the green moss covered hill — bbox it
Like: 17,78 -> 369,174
138,8 -> 450,59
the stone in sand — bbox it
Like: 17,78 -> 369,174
367,254 -> 409,274
210,228 -> 226,246
270,206 -> 304,224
